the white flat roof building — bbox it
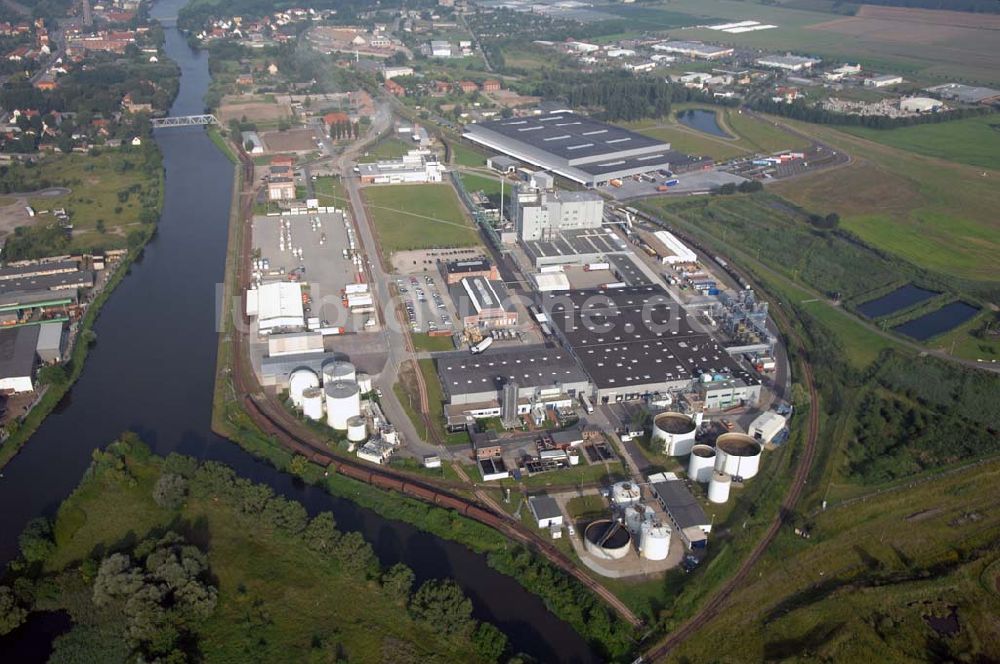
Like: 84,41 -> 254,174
756,54 -> 821,71
748,411 -> 786,444
247,282 -> 305,333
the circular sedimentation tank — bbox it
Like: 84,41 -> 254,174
652,412 -> 697,456
714,433 -> 762,480
584,519 -> 632,561
687,444 -> 717,483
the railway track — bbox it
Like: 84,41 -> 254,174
224,143 -> 642,628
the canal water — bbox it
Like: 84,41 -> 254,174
0,2 -> 598,661
677,108 -> 731,138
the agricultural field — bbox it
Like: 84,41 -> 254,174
666,458 -> 1000,663
839,114 -> 1000,170
0,149 -> 162,259
362,183 -> 479,254
12,438 -> 497,663
771,121 -> 1000,283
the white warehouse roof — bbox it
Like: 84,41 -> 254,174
248,282 -> 305,331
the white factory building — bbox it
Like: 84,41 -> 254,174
864,74 -> 904,88
652,41 -> 733,60
246,282 -> 304,333
755,54 -> 821,71
357,150 -> 442,184
512,173 -> 605,242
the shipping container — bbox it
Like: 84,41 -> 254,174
584,262 -> 610,272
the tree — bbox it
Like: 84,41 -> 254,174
473,622 -> 508,663
289,454 -> 309,476
38,364 -> 69,387
0,586 -> 27,635
408,579 -> 474,636
18,518 -> 55,563
302,512 -> 340,553
381,563 -> 414,605
152,473 -> 188,510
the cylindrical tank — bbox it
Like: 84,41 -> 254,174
583,520 -> 632,561
623,504 -> 651,535
640,522 -> 671,561
715,433 -> 762,480
325,380 -> 360,430
708,471 -> 732,504
346,415 -> 367,442
652,412 -> 697,456
611,481 -> 641,507
322,360 -> 356,385
301,386 -> 324,421
355,372 -> 373,394
687,444 -> 717,483
288,368 -> 319,408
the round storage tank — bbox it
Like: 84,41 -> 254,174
325,380 -> 360,430
687,444 -> 717,483
301,386 -> 324,421
623,504 -> 652,535
288,368 -> 319,408
640,522 -> 671,561
323,360 -> 356,385
611,481 -> 641,507
583,520 -> 632,561
715,433 -> 762,480
708,471 -> 732,504
356,372 -> 373,394
652,412 -> 697,456
346,415 -> 367,443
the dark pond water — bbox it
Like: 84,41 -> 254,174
0,1 -> 599,661
857,284 -> 940,318
893,301 -> 980,341
677,108 -> 731,138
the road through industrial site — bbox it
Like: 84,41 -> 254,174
0,2 -> 597,661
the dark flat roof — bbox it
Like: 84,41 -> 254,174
0,270 -> 94,294
524,227 -> 624,262
0,324 -> 39,380
437,345 -> 590,395
446,258 -> 492,274
651,479 -> 709,530
607,254 -> 652,286
529,494 -> 562,520
0,260 -> 78,280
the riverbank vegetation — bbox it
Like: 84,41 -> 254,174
0,436 -> 508,662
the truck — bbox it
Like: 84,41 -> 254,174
601,282 -> 627,289
584,262 -> 610,272
470,335 -> 494,354
320,326 -> 346,336
580,394 -> 594,414
609,179 -> 623,188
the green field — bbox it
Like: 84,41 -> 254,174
15,438 -> 495,663
772,121 -> 1000,282
621,107 -> 809,161
841,114 -> 1000,170
451,142 -> 488,168
412,332 -> 457,352
667,458 -> 1000,663
359,136 -> 415,162
313,174 -> 348,207
362,183 -> 480,253
5,149 -> 161,259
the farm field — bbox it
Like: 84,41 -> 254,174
216,95 -> 293,124
771,120 -> 1000,283
362,183 -> 479,254
666,459 -> 1000,663
839,114 -> 1000,171
662,0 -> 1000,85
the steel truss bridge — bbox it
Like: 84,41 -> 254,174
150,115 -> 218,128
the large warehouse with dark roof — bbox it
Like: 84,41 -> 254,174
463,111 -> 674,186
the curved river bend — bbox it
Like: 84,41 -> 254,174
0,1 -> 598,661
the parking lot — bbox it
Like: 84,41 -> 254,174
394,272 -> 455,335
252,211 -> 370,333
599,169 -> 748,200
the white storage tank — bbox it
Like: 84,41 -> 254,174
652,412 -> 697,456
325,380 -> 361,430
687,444 -> 717,483
288,368 -> 320,408
623,504 -> 653,535
611,481 -> 641,507
715,433 -> 762,480
708,471 -> 732,504
346,415 -> 367,443
356,372 -> 373,394
322,360 -> 356,385
301,386 -> 324,421
640,522 -> 671,561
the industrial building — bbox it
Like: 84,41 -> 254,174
463,111 -> 673,187
35,321 -> 64,363
755,54 -> 821,71
512,178 -> 605,242
541,285 -> 758,403
0,260 -> 80,282
529,494 -> 563,529
443,257 -> 499,284
357,150 -> 442,184
437,344 -> 591,411
864,74 -> 904,88
0,324 -> 40,393
522,226 -> 626,269
748,411 -> 787,444
487,155 -> 518,174
924,83 -> 1000,105
899,97 -> 943,113
648,473 -> 711,550
245,282 -> 304,333
448,276 -> 518,330
652,41 -> 733,60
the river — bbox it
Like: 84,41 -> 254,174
0,2 -> 598,661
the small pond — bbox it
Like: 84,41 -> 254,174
677,109 -> 731,138
893,301 -> 979,341
857,284 -> 940,318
